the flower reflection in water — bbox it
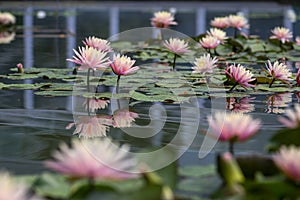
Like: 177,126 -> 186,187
0,31 -> 15,44
66,116 -> 113,138
226,96 -> 255,113
266,92 -> 292,114
83,98 -> 110,112
113,109 -> 139,128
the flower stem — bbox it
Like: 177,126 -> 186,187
87,68 -> 92,92
229,141 -> 235,155
116,75 -> 121,94
172,54 -> 177,71
229,82 -> 238,92
269,78 -> 275,88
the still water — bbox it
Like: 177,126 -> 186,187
0,1 -> 299,174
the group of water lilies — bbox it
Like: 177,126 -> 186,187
1,9 -> 300,200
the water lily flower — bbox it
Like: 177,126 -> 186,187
67,46 -> 110,71
226,97 -> 255,113
83,98 -> 110,112
296,36 -> 300,46
16,63 -> 24,73
110,54 -> 139,76
45,138 -> 139,180
207,28 -> 228,44
228,14 -> 249,30
210,16 -> 229,29
207,111 -> 261,153
270,27 -> 293,44
66,116 -> 113,138
265,60 -> 292,87
163,37 -> 190,54
151,11 -> 177,28
278,103 -> 300,129
0,12 -> 16,25
0,171 -> 42,200
82,36 -> 113,52
192,53 -> 218,74
273,145 -> 300,182
199,35 -> 220,50
113,109 -> 139,128
266,93 -> 292,114
225,64 -> 256,91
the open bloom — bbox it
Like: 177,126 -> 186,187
278,103 -> 300,129
207,111 -> 261,142
67,46 -> 110,70
113,109 -> 139,128
151,11 -> 177,28
199,35 -> 220,49
45,138 -> 139,180
228,14 -> 249,30
210,16 -> 229,29
207,28 -> 228,44
66,116 -> 113,138
0,12 -> 16,25
265,60 -> 292,83
83,98 -> 110,112
273,146 -> 300,182
0,171 -> 42,200
83,36 -> 113,52
163,38 -> 190,54
110,54 -> 139,76
192,53 -> 218,74
270,27 -> 293,43
226,64 -> 256,88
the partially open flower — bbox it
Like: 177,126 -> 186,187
151,11 -> 177,28
67,46 -> 110,71
83,36 -> 113,52
278,103 -> 300,129
207,111 -> 261,142
210,16 -> 229,29
226,64 -> 256,89
207,28 -> 228,44
270,27 -> 293,44
163,37 -> 190,54
45,138 -> 139,180
192,53 -> 218,74
199,35 -> 220,49
265,60 -> 292,84
273,145 -> 300,182
110,54 -> 139,76
228,14 -> 249,30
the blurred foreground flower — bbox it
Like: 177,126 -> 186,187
66,116 -> 113,138
0,171 -> 42,200
278,103 -> 300,129
207,111 -> 261,153
151,11 -> 177,28
82,36 -> 113,52
164,37 -> 190,70
210,16 -> 229,29
270,27 -> 293,44
192,53 -> 218,74
265,60 -> 292,87
113,109 -> 139,128
0,12 -> 16,25
67,46 -> 110,71
273,146 -> 300,182
45,138 -> 139,180
225,64 -> 255,91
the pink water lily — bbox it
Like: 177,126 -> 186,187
228,14 -> 249,30
273,145 -> 300,182
45,138 -> 139,180
207,28 -> 228,44
265,60 -> 292,87
210,16 -> 229,29
83,36 -> 113,52
67,46 -> 110,71
199,35 -> 220,49
110,54 -> 139,76
192,53 -> 218,74
151,11 -> 177,28
270,27 -> 293,44
278,103 -> 300,129
226,64 -> 256,91
163,37 -> 190,54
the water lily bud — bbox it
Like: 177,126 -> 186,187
16,63 -> 24,73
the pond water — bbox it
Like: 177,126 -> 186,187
0,1 -> 300,196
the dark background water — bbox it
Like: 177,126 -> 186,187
0,1 -> 299,174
